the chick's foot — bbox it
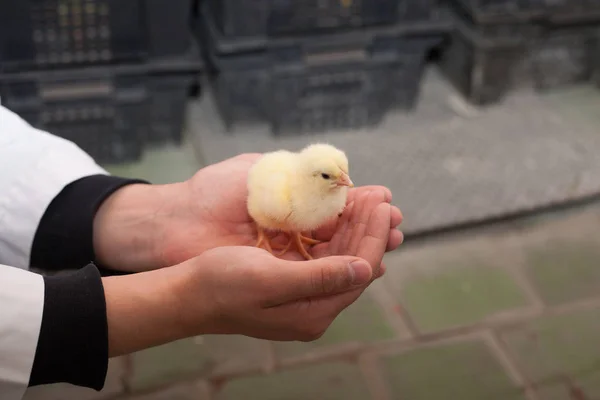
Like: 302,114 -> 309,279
255,226 -> 275,254
293,232 -> 314,260
299,233 -> 321,245
273,232 -> 320,259
275,239 -> 293,257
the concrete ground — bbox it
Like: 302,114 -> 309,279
23,67 -> 600,400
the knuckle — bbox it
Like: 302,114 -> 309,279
312,263 -> 339,295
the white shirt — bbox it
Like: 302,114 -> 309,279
0,104 -> 107,400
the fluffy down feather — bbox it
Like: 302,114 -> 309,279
247,143 -> 353,259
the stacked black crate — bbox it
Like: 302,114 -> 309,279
440,0 -> 600,105
0,0 -> 203,164
196,0 -> 452,135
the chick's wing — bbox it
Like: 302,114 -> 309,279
247,151 -> 295,226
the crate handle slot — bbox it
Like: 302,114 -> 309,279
304,49 -> 367,65
40,82 -> 114,100
299,71 -> 369,102
301,79 -> 364,98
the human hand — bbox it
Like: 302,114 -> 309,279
265,188 -> 401,319
105,245 -> 378,356
274,188 -> 402,276
157,154 -> 403,267
93,154 -> 403,272
176,246 -> 376,341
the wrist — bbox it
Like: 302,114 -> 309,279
93,182 -> 184,272
103,262 -> 198,356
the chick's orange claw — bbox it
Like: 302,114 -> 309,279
247,143 -> 352,260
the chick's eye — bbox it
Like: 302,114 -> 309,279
321,173 -> 330,180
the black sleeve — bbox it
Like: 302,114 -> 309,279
28,264 -> 108,390
30,174 -> 149,275
28,174 -> 150,389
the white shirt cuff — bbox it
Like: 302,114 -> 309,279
0,265 -> 44,400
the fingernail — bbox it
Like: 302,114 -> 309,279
349,260 -> 372,285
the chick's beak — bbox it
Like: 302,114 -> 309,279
336,172 -> 354,188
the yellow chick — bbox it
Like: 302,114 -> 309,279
247,143 -> 354,260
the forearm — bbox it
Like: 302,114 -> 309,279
22,261 -> 200,390
102,262 -> 193,357
0,104 -> 162,273
93,182 -> 182,273
31,175 -> 152,273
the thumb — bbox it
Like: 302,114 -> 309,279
273,256 -> 373,304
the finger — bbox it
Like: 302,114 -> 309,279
345,190 -> 387,255
315,201 -> 354,253
314,186 -> 393,242
357,202 -> 392,276
378,262 -> 387,277
339,191 -> 371,253
313,202 -> 352,243
271,286 -> 365,337
386,229 -> 404,252
391,206 -> 403,228
265,256 -> 373,306
371,261 -> 386,280
347,186 -> 392,204
235,153 -> 263,163
314,191 -> 390,258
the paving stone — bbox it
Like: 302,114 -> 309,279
130,335 -> 271,391
524,240 -> 600,305
501,308 -> 600,400
273,286 -> 396,360
130,338 -> 211,391
534,373 -> 600,400
22,358 -> 124,400
198,335 -> 271,375
103,139 -> 201,184
216,362 -> 371,400
382,340 -> 526,400
385,252 -> 528,332
127,382 -> 211,400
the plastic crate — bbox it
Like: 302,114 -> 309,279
200,15 -> 448,135
440,19 -> 600,105
0,0 -> 194,72
448,0 -> 543,39
205,0 -> 436,40
450,0 -> 600,25
0,64 -> 196,164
